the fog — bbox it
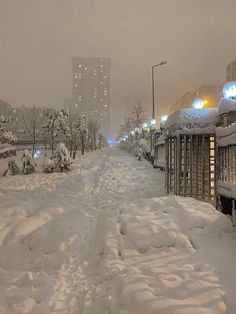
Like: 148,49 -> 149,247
1,0 -> 236,137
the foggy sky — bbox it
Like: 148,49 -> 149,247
1,0 -> 236,137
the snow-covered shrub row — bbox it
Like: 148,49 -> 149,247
4,143 -> 72,176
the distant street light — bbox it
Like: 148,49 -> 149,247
152,61 -> 167,119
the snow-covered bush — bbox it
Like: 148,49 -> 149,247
4,159 -> 20,176
42,157 -> 55,173
52,143 -> 72,172
0,115 -> 17,144
22,149 -> 37,175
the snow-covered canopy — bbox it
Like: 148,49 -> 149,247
218,97 -> 236,116
164,108 -> 219,135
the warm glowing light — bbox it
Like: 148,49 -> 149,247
192,98 -> 204,109
161,114 -> 168,122
223,81 -> 236,99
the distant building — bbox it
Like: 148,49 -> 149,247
0,100 -> 12,117
169,85 -> 221,113
72,57 -> 111,137
226,59 -> 236,82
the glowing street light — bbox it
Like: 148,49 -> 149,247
161,114 -> 168,123
150,118 -> 157,128
223,81 -> 236,99
143,122 -> 148,129
192,98 -> 204,109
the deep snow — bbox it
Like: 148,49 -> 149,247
0,148 -> 235,313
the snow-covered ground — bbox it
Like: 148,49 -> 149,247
0,148 -> 235,313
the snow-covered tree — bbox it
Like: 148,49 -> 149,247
52,143 -> 71,172
43,110 -> 67,154
129,101 -> 145,129
87,119 -> 100,151
4,159 -> 20,176
22,106 -> 44,157
63,110 -> 79,159
22,149 -> 37,175
0,115 -> 17,144
77,115 -> 88,156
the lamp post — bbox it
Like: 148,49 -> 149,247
152,61 -> 167,119
150,61 -> 167,164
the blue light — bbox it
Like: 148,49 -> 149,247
143,122 -> 148,129
108,139 -> 116,146
192,98 -> 204,109
223,81 -> 236,99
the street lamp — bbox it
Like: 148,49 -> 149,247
152,61 -> 167,119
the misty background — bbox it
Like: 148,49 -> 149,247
1,0 -> 236,137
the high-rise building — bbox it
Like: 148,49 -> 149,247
72,57 -> 111,137
226,58 -> 236,82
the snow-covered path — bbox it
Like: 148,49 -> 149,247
0,148 -> 235,313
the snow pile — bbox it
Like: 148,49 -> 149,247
218,97 -> 236,116
165,108 -> 219,135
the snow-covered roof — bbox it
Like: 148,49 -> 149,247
216,122 -> 236,147
165,108 -> 219,135
218,97 -> 236,115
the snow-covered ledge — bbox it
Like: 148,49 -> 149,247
164,108 -> 219,135
218,97 -> 236,116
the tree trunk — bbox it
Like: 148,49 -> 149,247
51,131 -> 54,154
94,132 -> 96,150
81,135 -> 85,156
32,129 -> 36,158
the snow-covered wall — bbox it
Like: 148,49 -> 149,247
165,108 -> 219,135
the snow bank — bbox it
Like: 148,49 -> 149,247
165,108 -> 219,135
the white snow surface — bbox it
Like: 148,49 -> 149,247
165,108 -> 219,135
0,148 -> 235,314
